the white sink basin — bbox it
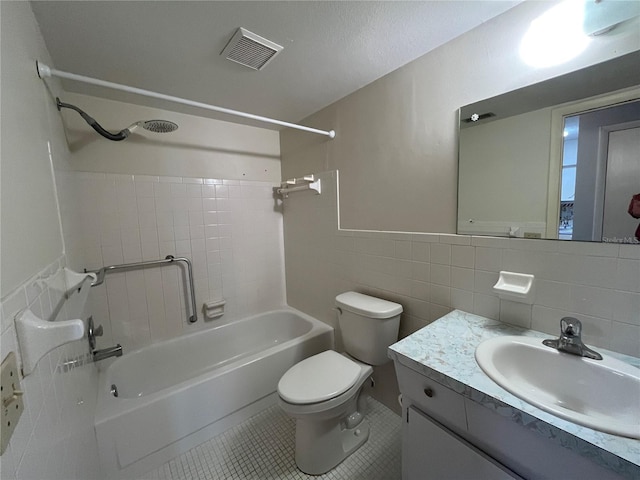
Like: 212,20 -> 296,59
475,335 -> 640,439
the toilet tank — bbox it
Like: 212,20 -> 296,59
336,292 -> 403,365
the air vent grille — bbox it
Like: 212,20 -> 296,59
221,28 -> 283,71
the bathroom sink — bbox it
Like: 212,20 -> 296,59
475,335 -> 640,439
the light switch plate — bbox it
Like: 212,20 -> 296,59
1,352 -> 24,455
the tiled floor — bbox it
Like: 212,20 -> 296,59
139,396 -> 402,480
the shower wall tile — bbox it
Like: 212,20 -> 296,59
68,172 -> 286,353
284,171 -> 640,358
0,257 -> 100,480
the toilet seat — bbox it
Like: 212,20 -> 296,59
278,351 -> 361,404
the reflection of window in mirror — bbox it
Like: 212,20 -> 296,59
559,116 -> 579,239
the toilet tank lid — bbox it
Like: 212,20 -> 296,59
335,291 -> 403,319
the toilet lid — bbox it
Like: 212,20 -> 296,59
278,351 -> 361,404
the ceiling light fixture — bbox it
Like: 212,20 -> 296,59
520,0 -> 590,68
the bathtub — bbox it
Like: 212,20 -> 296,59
95,308 -> 333,479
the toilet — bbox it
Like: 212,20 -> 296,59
277,291 -> 403,474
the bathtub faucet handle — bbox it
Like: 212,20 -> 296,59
87,316 -> 104,350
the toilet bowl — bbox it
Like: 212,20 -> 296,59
277,292 -> 403,475
278,350 -> 373,474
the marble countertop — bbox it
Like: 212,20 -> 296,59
388,310 -> 639,478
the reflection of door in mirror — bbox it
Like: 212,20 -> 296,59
558,100 -> 640,243
602,125 -> 640,244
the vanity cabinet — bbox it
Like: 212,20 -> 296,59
398,362 -> 520,480
396,361 -> 627,480
406,406 -> 519,480
390,311 -> 638,480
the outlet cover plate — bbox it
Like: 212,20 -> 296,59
1,352 -> 24,455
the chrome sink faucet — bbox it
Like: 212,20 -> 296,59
543,317 -> 602,360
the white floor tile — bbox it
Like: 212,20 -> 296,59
138,396 -> 401,480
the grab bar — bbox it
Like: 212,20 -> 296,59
86,255 -> 197,323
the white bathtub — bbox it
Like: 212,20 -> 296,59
95,308 -> 333,479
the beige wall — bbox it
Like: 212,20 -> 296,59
280,2 -> 640,412
283,171 -> 640,414
60,93 -> 281,182
281,1 -> 640,233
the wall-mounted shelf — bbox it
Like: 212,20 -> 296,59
15,309 -> 85,376
14,267 -> 95,376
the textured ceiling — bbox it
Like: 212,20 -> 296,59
31,1 -> 520,128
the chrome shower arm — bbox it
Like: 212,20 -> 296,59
86,255 -> 198,323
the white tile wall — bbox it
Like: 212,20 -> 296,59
284,171 -> 640,359
0,258 -> 100,480
56,171 -> 286,353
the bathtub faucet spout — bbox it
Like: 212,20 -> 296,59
93,344 -> 123,362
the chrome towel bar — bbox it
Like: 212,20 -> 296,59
86,255 -> 197,323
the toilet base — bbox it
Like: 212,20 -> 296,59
294,414 -> 370,475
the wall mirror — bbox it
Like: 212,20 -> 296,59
457,51 -> 640,243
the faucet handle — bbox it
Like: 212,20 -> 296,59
87,316 -> 103,350
561,317 -> 581,337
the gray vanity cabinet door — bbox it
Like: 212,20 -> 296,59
405,406 -> 521,480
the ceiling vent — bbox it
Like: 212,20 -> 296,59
221,27 -> 283,71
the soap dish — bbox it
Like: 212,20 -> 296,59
493,271 -> 535,304
15,309 -> 85,376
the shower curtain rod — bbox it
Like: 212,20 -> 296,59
36,61 -> 336,139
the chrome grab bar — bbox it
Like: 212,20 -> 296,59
86,255 -> 198,323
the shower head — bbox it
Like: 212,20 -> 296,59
55,97 -> 178,141
138,120 -> 179,133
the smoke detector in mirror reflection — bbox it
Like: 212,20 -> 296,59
520,0 -> 590,68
